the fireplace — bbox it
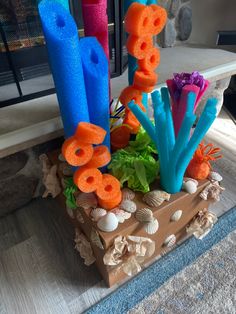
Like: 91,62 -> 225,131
0,0 -> 127,107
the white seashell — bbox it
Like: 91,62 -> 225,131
97,213 -> 119,232
90,228 -> 104,250
163,234 -> 176,248
136,208 -> 153,223
170,210 -> 183,222
144,218 -> 159,235
76,210 -> 84,223
90,208 -> 107,222
208,171 -> 223,182
76,192 -> 97,209
119,200 -> 137,213
183,177 -> 199,186
122,188 -> 135,201
143,190 -> 170,207
111,208 -> 131,223
182,180 -> 197,194
66,206 -> 74,219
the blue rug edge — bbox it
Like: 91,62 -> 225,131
86,207 -> 236,314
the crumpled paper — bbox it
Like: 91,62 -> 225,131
74,228 -> 96,266
186,209 -> 218,239
103,235 -> 155,276
39,154 -> 61,198
200,181 -> 225,202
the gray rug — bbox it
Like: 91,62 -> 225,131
129,230 -> 236,314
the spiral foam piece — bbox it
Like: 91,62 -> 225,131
80,37 -> 110,150
38,1 -> 89,138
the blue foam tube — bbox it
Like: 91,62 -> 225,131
80,37 -> 110,150
161,87 -> 175,150
38,1 -> 89,138
56,0 -> 69,10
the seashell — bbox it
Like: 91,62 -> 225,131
58,153 -> 66,162
136,208 -> 153,223
76,210 -> 84,224
90,208 -> 107,222
208,171 -> 223,182
182,180 -> 197,194
183,177 -> 199,186
66,206 -> 74,219
111,208 -> 131,223
163,234 -> 176,248
119,200 -> 137,213
122,188 -> 135,201
143,190 -> 171,207
76,192 -> 97,209
144,218 -> 159,235
170,210 -> 183,222
97,213 -> 119,232
90,228 -> 104,250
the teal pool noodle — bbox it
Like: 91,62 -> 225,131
80,37 -> 110,150
37,0 -> 70,11
38,1 -> 89,138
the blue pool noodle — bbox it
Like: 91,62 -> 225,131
38,1 -> 89,138
80,37 -> 110,150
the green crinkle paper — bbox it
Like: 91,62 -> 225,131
63,177 -> 78,209
108,127 -> 159,193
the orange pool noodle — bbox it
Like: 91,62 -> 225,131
125,3 -> 152,36
110,125 -> 131,150
149,4 -> 167,36
98,190 -> 122,210
123,109 -> 140,134
119,86 -> 142,107
86,145 -> 111,168
62,136 -> 93,166
126,35 -> 153,59
75,122 -> 106,145
133,70 -> 158,92
138,47 -> 160,71
96,174 -> 121,201
74,166 -> 102,193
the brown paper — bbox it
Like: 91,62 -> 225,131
74,228 -> 96,266
199,181 -> 225,202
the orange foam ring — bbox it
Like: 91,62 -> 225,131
98,190 -> 122,210
149,4 -> 167,36
86,145 -> 111,168
133,70 -> 158,93
138,47 -> 160,71
62,136 -> 93,167
96,174 -> 121,201
119,86 -> 142,107
125,3 -> 153,36
123,109 -> 140,134
74,166 -> 102,193
126,35 -> 153,60
75,122 -> 106,145
111,125 -> 131,150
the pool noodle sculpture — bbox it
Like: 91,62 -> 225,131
128,88 -> 218,194
80,37 -> 110,149
38,1 -> 89,138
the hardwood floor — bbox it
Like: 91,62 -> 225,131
0,109 -> 235,314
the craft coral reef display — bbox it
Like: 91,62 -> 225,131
39,0 -> 225,287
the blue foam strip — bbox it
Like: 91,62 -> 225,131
55,0 -> 70,11
38,1 -> 89,138
87,206 -> 236,314
80,37 -> 110,150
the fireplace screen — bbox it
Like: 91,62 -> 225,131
0,0 -> 127,107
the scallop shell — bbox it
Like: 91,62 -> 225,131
143,190 -> 170,207
119,200 -> 137,213
208,171 -> 223,182
90,208 -> 107,222
97,213 -> 119,232
144,218 -> 159,235
163,234 -> 176,248
66,206 -> 74,219
111,208 -> 131,223
170,210 -> 183,222
90,228 -> 104,250
136,208 -> 153,223
76,210 -> 84,223
122,188 -> 135,201
76,192 -> 97,209
182,180 -> 197,194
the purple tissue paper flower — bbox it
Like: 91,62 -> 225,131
173,71 -> 206,100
